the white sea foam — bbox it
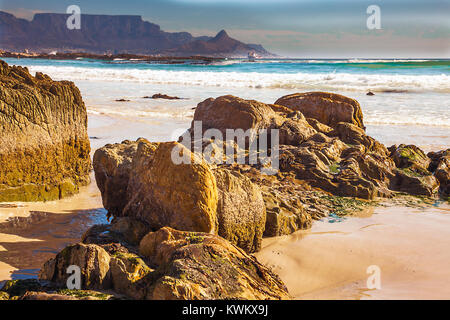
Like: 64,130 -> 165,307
20,64 -> 449,130
26,65 -> 450,94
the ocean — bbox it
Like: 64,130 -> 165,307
3,57 -> 450,151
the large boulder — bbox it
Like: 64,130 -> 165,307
192,95 -> 282,135
275,92 -> 365,129
213,168 -> 266,253
123,141 -> 219,234
277,111 -> 317,146
0,60 -> 91,202
39,243 -> 111,290
94,139 -> 268,253
139,227 -> 290,300
93,140 -> 140,217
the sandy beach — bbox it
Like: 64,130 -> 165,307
256,202 -> 450,299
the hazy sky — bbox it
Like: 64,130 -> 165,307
1,0 -> 449,58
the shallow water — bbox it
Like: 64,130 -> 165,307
256,202 -> 450,300
3,57 -> 450,149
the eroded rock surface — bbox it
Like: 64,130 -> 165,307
0,60 -> 90,201
36,227 -> 290,300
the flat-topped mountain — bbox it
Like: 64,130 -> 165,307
0,11 -> 273,57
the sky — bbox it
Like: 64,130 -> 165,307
1,0 -> 449,58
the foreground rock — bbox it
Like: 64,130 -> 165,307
95,139 -> 266,253
37,226 -> 289,300
389,145 -> 440,196
0,60 -> 90,202
94,93 -> 446,246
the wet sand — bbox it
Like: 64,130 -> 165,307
0,173 -> 107,285
255,202 -> 450,300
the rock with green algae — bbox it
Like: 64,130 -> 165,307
39,243 -> 111,290
1,279 -> 42,297
0,59 -> 91,202
109,251 -> 153,299
139,227 -> 290,300
389,145 -> 439,196
213,168 -> 266,253
37,227 -> 290,300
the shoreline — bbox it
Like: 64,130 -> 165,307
0,51 -> 224,64
256,202 -> 450,300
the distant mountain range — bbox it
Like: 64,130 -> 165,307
0,11 -> 274,57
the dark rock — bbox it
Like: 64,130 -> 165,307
145,94 -> 182,100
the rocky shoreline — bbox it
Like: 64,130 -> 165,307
0,60 -> 448,300
0,51 -> 223,65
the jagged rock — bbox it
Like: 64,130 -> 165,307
0,59 -> 91,202
391,168 -> 439,196
275,92 -> 365,129
390,144 -> 431,170
82,224 -> 118,245
38,227 -> 289,300
139,227 -> 290,300
93,140 -> 140,217
428,149 -> 450,196
262,190 -> 312,237
278,131 -> 396,199
213,168 -> 266,253
39,243 -> 111,290
306,118 -> 333,134
278,114 -> 317,146
330,122 -> 388,156
109,217 -> 151,246
109,251 -> 153,299
389,145 -> 439,196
